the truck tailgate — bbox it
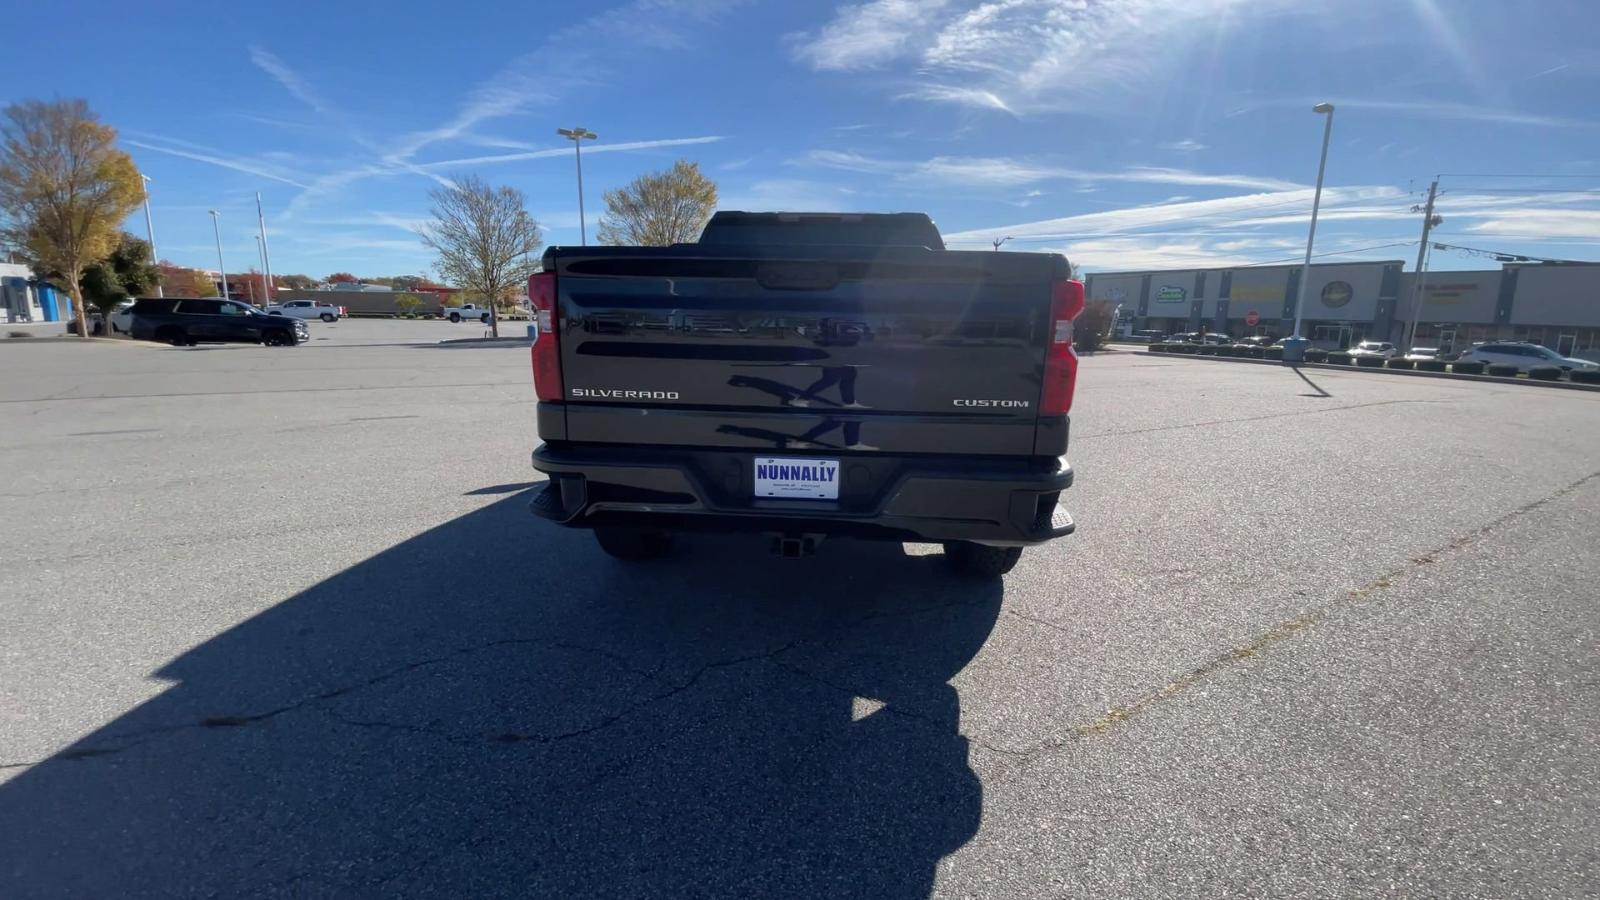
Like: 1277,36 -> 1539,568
548,247 -> 1067,456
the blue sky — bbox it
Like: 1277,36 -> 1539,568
4,0 -> 1597,277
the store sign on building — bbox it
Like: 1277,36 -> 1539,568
1231,284 -> 1284,302
1320,280 -> 1353,308
1154,285 -> 1187,303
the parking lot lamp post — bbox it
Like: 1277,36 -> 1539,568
1282,102 -> 1335,364
557,127 -> 597,245
209,210 -> 228,300
140,174 -> 162,297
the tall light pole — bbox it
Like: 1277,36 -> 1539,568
1283,101 -> 1335,364
209,209 -> 228,300
140,174 -> 163,297
256,192 -> 275,301
557,127 -> 597,245
255,235 -> 270,304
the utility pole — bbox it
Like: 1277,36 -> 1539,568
256,235 -> 270,304
256,193 -> 275,301
141,174 -> 162,297
1405,180 -> 1442,351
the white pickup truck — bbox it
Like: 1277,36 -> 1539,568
265,300 -> 343,322
442,303 -> 493,323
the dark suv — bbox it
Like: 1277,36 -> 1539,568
128,298 -> 308,347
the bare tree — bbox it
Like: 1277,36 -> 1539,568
0,99 -> 143,338
597,160 -> 717,247
420,175 -> 543,338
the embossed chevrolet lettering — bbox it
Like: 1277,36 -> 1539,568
954,399 -> 1030,408
570,388 -> 681,400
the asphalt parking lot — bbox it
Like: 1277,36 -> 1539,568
2,321 -> 1597,898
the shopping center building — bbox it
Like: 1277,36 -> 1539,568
1088,260 -> 1600,358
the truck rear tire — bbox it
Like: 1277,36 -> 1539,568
594,527 -> 675,560
942,542 -> 1022,577
320,313 -> 336,322
449,313 -> 461,322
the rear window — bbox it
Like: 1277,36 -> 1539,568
698,212 -> 945,249
129,299 -> 177,314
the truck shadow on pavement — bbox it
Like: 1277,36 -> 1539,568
1,490 -> 1001,899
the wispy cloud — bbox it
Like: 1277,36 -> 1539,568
249,48 -> 339,120
897,85 -> 1014,114
1334,98 -> 1595,128
789,0 -> 951,70
792,0 -> 1274,114
720,156 -> 754,170
1159,139 -> 1207,152
1462,209 -> 1600,240
124,139 -> 310,188
799,150 -> 1305,191
416,136 -> 727,171
718,178 -> 864,212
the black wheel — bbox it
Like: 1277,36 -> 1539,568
593,527 -> 675,560
320,313 -> 336,322
449,313 -> 461,322
156,326 -> 188,347
942,542 -> 1023,577
263,329 -> 292,346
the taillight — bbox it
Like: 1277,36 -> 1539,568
529,271 -> 562,402
1040,279 -> 1084,415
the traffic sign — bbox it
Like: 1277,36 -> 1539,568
1245,310 -> 1260,326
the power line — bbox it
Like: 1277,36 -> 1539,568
1232,240 -> 1418,268
1428,241 -> 1595,264
1438,172 -> 1600,179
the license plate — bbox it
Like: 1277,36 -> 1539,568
754,457 -> 840,499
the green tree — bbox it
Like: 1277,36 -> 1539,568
389,274 -> 426,291
0,99 -> 144,338
420,174 -> 543,338
190,270 -> 218,297
394,292 -> 422,317
79,232 -> 158,324
276,273 -> 317,291
327,271 -> 358,284
597,159 -> 717,246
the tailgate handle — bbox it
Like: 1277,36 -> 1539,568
756,262 -> 839,291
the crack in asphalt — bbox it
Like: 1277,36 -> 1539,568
0,595 -> 988,772
983,468 -> 1600,765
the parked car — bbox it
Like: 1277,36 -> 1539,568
85,301 -> 135,335
265,299 -> 341,322
1455,341 -> 1600,373
129,298 -> 308,346
1236,335 -> 1278,347
1165,332 -> 1231,345
1348,340 -> 1399,359
1403,346 -> 1439,361
527,210 -> 1077,576
442,303 -> 494,323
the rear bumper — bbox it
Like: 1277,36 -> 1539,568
530,442 -> 1074,546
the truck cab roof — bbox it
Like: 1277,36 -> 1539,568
697,212 -> 945,250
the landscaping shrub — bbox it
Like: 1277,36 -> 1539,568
1304,348 -> 1328,363
1451,361 -> 1485,375
1386,358 -> 1415,370
1527,366 -> 1563,381
1416,359 -> 1447,372
1571,369 -> 1600,385
1264,346 -> 1284,360
1486,363 -> 1520,377
1324,351 -> 1351,365
1148,343 -> 1167,353
1356,355 -> 1384,367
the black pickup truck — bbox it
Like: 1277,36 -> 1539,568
527,212 -> 1081,576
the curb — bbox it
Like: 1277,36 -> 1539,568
1143,350 -> 1600,394
436,336 -> 532,346
1,335 -> 155,347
